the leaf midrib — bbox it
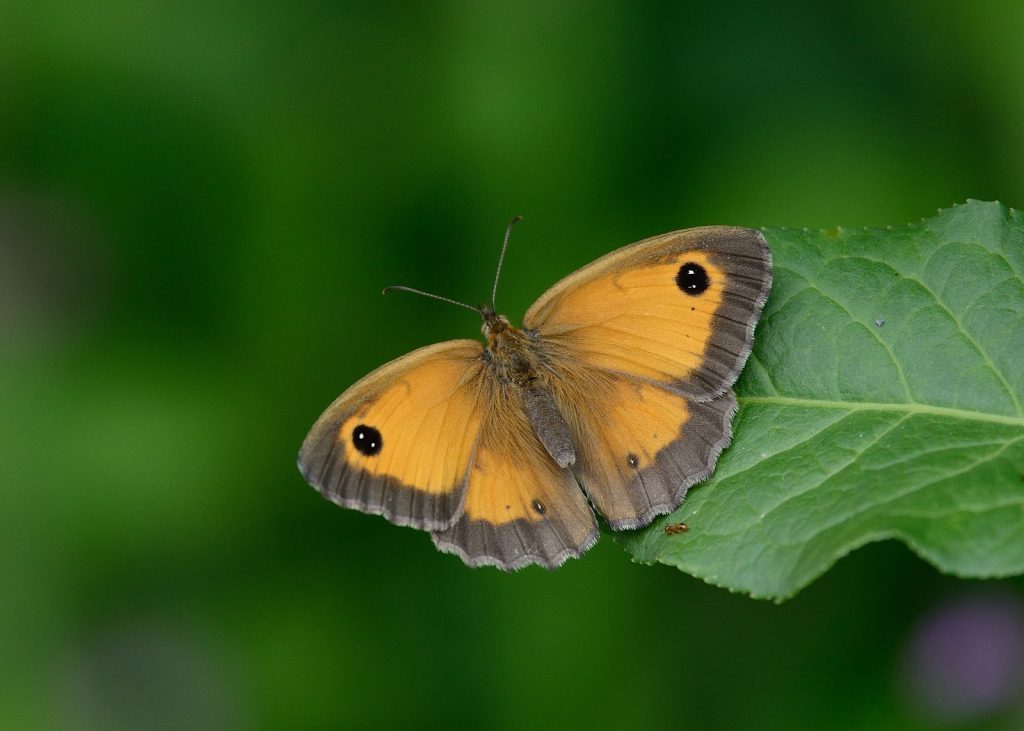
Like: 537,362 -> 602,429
738,395 -> 1024,427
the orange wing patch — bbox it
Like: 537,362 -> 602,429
336,356 -> 482,492
298,340 -> 486,531
532,252 -> 724,382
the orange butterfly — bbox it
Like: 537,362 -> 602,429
298,220 -> 771,569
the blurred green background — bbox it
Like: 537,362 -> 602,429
3,2 -> 1024,729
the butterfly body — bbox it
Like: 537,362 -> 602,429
299,226 -> 771,569
481,308 -> 578,468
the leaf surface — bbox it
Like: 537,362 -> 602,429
621,201 -> 1024,600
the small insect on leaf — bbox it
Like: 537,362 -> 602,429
664,522 -> 689,535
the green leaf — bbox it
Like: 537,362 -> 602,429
620,200 -> 1024,601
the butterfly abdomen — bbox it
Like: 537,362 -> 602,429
522,387 -> 576,468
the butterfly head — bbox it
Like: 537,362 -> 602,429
479,305 -> 512,340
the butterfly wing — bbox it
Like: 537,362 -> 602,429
299,338 -> 597,568
432,378 -> 598,570
298,340 -> 487,531
543,363 -> 739,530
523,226 -> 771,529
524,226 -> 771,399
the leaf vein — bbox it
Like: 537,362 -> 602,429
737,395 -> 1024,428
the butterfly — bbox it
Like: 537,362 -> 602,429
298,220 -> 771,569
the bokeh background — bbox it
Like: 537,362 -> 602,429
4,2 -> 1024,729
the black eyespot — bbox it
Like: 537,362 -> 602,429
627,453 -> 639,468
531,499 -> 546,515
352,424 -> 382,456
675,262 -> 709,296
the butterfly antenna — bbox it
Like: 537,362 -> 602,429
381,285 -> 480,314
492,215 -> 523,311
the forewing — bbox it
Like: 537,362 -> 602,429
298,340 -> 486,531
523,226 -> 771,399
